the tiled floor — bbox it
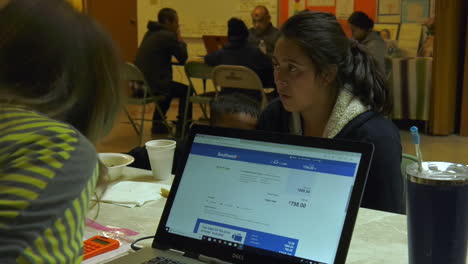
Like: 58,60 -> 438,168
97,100 -> 468,165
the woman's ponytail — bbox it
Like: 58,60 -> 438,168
341,41 -> 391,114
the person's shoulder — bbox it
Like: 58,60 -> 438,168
347,111 -> 400,142
257,98 -> 290,132
0,106 -> 97,169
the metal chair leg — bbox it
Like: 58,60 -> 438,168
125,107 -> 140,135
181,85 -> 192,139
138,103 -> 146,146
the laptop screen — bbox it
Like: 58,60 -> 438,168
165,134 -> 362,264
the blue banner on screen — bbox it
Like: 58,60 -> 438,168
194,219 -> 299,256
190,143 -> 357,177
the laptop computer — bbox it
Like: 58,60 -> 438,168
109,125 -> 374,264
202,35 -> 228,54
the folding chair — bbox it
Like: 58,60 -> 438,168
211,65 -> 269,110
122,62 -> 174,146
181,61 -> 216,137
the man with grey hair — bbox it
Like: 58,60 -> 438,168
248,5 -> 280,56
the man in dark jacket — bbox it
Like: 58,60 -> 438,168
135,8 -> 191,135
248,5 -> 280,57
204,18 -> 274,90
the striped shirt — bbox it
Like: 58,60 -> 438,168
0,106 -> 99,264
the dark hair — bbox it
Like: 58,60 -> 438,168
281,11 -> 391,114
0,0 -> 123,142
227,18 -> 249,42
158,8 -> 177,24
210,93 -> 260,125
348,11 -> 374,31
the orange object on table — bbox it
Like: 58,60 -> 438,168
83,235 -> 120,260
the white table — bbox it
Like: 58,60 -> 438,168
85,167 -> 445,264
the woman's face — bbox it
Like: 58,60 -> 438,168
273,37 -> 332,113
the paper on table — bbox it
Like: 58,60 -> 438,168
95,181 -> 171,208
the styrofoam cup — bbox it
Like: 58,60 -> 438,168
145,140 -> 176,180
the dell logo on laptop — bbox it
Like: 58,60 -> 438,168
232,253 -> 244,261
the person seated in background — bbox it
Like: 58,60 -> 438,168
258,11 -> 402,214
348,11 -> 386,74
210,92 -> 260,130
135,7 -> 191,135
128,93 -> 261,171
204,17 -> 275,90
0,0 -> 122,262
248,5 -> 280,56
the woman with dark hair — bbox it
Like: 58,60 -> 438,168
348,11 -> 386,74
0,0 -> 122,262
258,12 -> 403,214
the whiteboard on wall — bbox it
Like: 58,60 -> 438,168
144,0 -> 278,38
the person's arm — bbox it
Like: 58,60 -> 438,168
359,123 -> 403,214
169,31 -> 188,64
204,50 -> 223,66
0,118 -> 98,263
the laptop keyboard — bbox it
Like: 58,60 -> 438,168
143,256 -> 188,264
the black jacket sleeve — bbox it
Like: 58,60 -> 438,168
337,112 -> 403,214
170,38 -> 188,64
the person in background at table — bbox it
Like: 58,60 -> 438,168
135,7 -> 191,135
0,0 -> 123,262
210,92 -> 260,130
257,11 -> 403,214
128,93 -> 261,170
348,11 -> 386,74
204,17 -> 275,94
248,5 -> 280,56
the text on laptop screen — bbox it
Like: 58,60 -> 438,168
166,134 -> 362,264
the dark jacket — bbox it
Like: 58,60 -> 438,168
135,21 -> 188,96
204,41 -> 275,88
248,23 -> 280,56
257,99 -> 403,214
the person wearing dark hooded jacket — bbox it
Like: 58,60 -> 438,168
135,8 -> 191,135
204,18 -> 275,89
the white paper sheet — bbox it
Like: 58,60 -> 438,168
95,181 -> 171,208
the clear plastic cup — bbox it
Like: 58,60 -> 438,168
406,162 -> 468,264
145,140 -> 176,180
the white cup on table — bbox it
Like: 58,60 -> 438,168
145,139 -> 176,180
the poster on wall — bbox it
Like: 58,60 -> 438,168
401,0 -> 430,23
289,0 -> 306,17
309,0 -> 335,7
377,0 -> 401,23
336,0 -> 354,20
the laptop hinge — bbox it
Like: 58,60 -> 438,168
167,249 -> 200,260
183,251 -> 200,259
167,248 -> 185,256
